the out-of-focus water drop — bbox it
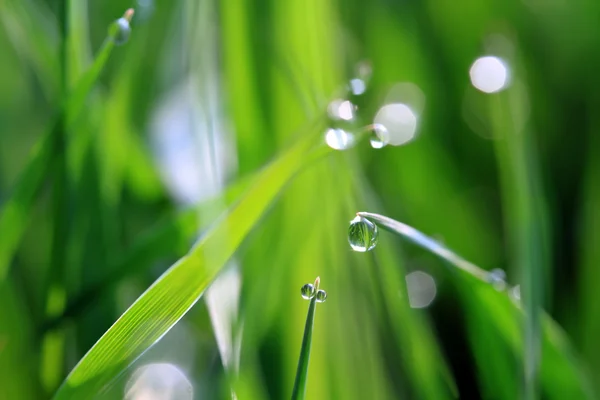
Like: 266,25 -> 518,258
488,268 -> 507,291
327,99 -> 356,121
316,290 -> 327,303
469,56 -> 510,93
367,124 -> 389,149
135,0 -> 155,23
325,128 -> 355,150
301,283 -> 316,300
349,78 -> 366,96
348,216 -> 378,252
374,103 -> 418,146
113,17 -> 131,45
125,363 -> 193,400
405,270 -> 437,309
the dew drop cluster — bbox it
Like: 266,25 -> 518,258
324,63 -> 391,151
300,283 -> 327,303
324,62 -> 422,151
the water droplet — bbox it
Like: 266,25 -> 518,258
301,283 -> 316,300
368,124 -> 390,149
348,216 -> 378,252
488,268 -> 507,291
113,17 -> 131,45
325,128 -> 355,150
328,99 -> 356,121
349,78 -> 366,96
374,103 -> 418,146
316,290 -> 327,303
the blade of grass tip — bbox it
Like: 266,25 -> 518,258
356,212 -> 490,282
0,8 -> 134,282
291,277 -> 321,400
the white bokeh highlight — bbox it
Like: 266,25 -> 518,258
405,271 -> 437,309
374,103 -> 418,146
325,128 -> 355,150
469,56 -> 510,93
349,78 -> 366,95
125,363 -> 193,400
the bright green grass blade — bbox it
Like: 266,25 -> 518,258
0,281 -> 38,400
291,277 -> 321,400
52,124 -> 318,399
0,9 -> 133,282
358,211 -> 593,399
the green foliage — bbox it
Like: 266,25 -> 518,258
0,0 -> 599,399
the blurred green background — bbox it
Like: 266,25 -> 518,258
1,0 -> 600,399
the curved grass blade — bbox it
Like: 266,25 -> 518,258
0,9 -> 134,282
52,126 -> 319,399
291,277 -> 321,400
357,211 -> 593,399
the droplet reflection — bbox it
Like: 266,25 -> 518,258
316,290 -> 327,303
349,78 -> 366,95
469,56 -> 510,93
488,268 -> 507,291
327,99 -> 355,121
367,124 -> 390,149
405,270 -> 437,309
348,216 -> 378,252
113,17 -> 131,45
374,103 -> 418,146
325,128 -> 355,150
125,363 -> 193,400
301,283 -> 316,300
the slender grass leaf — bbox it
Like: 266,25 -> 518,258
43,170 -> 257,331
0,9 -> 133,282
0,281 -> 38,399
358,211 -> 593,399
291,277 -> 321,400
488,76 -> 549,399
52,124 -> 319,399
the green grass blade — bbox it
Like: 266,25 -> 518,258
0,0 -> 60,99
52,124 -> 319,399
0,9 -> 133,282
42,171 -> 257,332
291,277 -> 320,400
357,211 -> 593,399
0,281 -> 38,399
487,74 -> 548,400
357,212 -> 490,282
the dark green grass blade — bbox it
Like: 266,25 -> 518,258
42,171 -> 256,331
487,70 -> 549,400
52,125 -> 319,399
357,211 -> 593,399
291,278 -> 320,400
0,9 -> 132,282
